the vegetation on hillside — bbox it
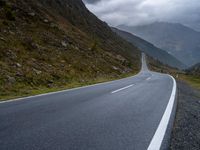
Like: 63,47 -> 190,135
186,63 -> 200,76
183,63 -> 200,89
147,56 -> 200,90
0,0 -> 140,100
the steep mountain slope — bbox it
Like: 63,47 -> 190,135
34,0 -> 140,62
83,0 -> 100,4
0,0 -> 140,99
118,22 -> 200,66
112,27 -> 186,69
186,63 -> 200,76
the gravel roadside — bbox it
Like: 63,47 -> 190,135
170,81 -> 200,150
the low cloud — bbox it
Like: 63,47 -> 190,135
83,0 -> 200,31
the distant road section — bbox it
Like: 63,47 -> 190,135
0,54 -> 176,150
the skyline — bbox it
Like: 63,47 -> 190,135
83,0 -> 200,31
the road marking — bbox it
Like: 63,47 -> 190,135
111,84 -> 134,94
0,54 -> 147,104
146,77 -> 151,81
147,75 -> 177,150
0,75 -> 139,104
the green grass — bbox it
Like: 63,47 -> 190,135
0,72 -> 137,101
179,75 -> 200,90
147,56 -> 200,91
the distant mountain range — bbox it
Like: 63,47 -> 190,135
112,27 -> 186,69
118,22 -> 200,66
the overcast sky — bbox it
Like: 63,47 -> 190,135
83,0 -> 200,31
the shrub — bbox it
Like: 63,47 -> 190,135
5,9 -> 15,21
4,5 -> 15,21
91,41 -> 97,52
0,0 -> 6,8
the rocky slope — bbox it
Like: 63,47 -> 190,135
0,0 -> 140,99
186,63 -> 200,76
112,27 -> 186,69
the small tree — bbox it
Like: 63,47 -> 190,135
91,41 -> 97,52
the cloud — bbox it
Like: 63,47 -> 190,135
83,0 -> 200,31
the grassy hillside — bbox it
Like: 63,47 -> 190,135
112,27 -> 186,69
147,57 -> 200,90
33,0 -> 140,63
146,56 -> 181,75
186,63 -> 200,76
183,63 -> 200,89
0,0 -> 140,100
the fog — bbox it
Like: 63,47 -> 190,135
83,0 -> 200,31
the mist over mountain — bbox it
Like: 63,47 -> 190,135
118,22 -> 200,67
84,0 -> 200,32
112,27 -> 186,69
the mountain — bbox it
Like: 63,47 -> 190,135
112,27 -> 186,69
186,63 -> 200,76
0,0 -> 140,99
83,0 -> 100,4
118,22 -> 200,66
32,0 -> 140,62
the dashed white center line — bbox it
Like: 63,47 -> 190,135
146,77 -> 151,81
111,84 -> 134,94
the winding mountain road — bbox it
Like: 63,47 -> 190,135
0,54 -> 176,150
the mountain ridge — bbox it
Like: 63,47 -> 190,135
118,22 -> 200,66
112,27 -> 186,69
33,0 -> 140,64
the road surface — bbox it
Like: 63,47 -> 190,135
0,54 -> 176,150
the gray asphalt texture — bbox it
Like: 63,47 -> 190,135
0,55 -> 174,150
170,81 -> 200,150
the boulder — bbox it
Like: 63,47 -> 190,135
33,68 -> 42,75
7,76 -> 16,84
28,12 -> 35,17
61,41 -> 68,47
43,19 -> 49,23
16,63 -> 22,68
0,37 -> 6,42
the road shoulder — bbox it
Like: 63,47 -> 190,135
170,80 -> 200,150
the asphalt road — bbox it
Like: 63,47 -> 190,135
0,55 -> 176,150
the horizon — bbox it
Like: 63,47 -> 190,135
83,0 -> 200,32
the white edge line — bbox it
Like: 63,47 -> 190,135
0,74 -> 139,104
147,75 -> 177,150
111,84 -> 134,94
